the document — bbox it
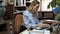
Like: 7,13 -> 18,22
19,29 -> 50,34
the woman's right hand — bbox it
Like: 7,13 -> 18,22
36,24 -> 50,28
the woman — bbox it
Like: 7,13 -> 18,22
22,0 -> 49,29
14,0 -> 50,34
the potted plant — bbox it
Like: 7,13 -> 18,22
47,0 -> 60,21
48,0 -> 60,34
47,0 -> 60,8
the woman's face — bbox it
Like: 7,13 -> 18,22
33,4 -> 39,13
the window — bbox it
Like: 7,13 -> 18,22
14,0 -> 26,6
40,0 -> 53,11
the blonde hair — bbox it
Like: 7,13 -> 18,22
28,0 -> 39,12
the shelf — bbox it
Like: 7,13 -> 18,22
26,1 -> 31,3
26,0 -> 30,1
13,6 -> 26,7
14,6 -> 26,10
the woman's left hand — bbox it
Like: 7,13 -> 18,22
36,24 -> 50,28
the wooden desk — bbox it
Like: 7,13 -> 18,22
40,20 -> 60,34
19,20 -> 60,34
40,20 -> 56,24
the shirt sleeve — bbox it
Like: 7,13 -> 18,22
23,15 -> 36,29
35,13 -> 42,24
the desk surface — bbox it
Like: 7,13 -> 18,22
19,29 -> 53,34
40,20 -> 60,24
19,20 -> 60,34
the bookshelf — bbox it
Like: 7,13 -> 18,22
26,0 -> 31,7
14,0 -> 26,7
13,0 -> 33,7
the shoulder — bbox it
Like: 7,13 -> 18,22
23,10 -> 30,16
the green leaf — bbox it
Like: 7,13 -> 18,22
56,0 -> 60,4
58,7 -> 60,13
48,0 -> 60,8
47,0 -> 56,8
51,3 -> 56,8
55,13 -> 60,21
47,4 -> 50,8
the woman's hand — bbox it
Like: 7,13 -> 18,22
36,24 -> 50,28
52,21 -> 60,25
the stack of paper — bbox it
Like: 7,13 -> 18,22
19,29 -> 50,34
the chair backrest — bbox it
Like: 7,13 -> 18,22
14,14 -> 23,33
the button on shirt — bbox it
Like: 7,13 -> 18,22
22,10 -> 42,29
